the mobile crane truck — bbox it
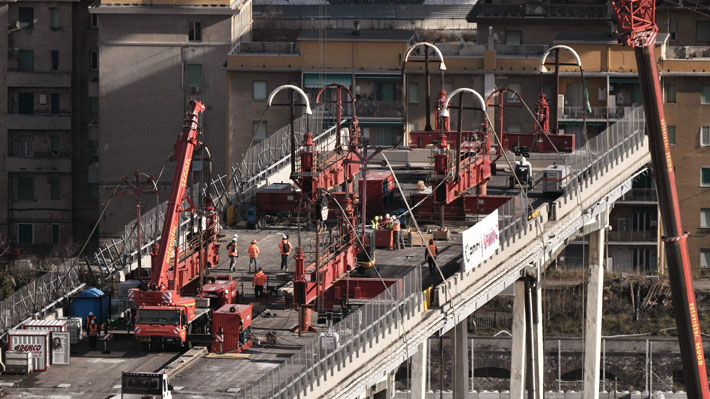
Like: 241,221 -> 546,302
611,2 -> 709,397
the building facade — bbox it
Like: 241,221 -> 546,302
0,0 -> 97,252
91,0 -> 252,238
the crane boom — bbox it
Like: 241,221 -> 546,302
149,100 -> 205,290
611,2 -> 709,397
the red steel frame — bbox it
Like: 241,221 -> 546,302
611,1 -> 708,397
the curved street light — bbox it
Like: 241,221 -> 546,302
401,42 -> 447,145
267,84 -> 312,115
539,45 -> 586,139
440,87 -> 486,118
266,84 -> 313,175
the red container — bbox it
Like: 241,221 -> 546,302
358,171 -> 394,213
256,184 -> 298,213
8,329 -> 51,372
211,304 -> 252,353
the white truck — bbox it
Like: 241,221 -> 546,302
121,372 -> 173,399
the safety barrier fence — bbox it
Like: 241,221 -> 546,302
0,258 -> 84,332
239,106 -> 648,397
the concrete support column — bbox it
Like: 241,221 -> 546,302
510,280 -> 527,399
529,280 -> 544,399
411,340 -> 428,399
583,227 -> 606,399
454,320 -> 469,399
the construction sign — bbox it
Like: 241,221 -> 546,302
461,209 -> 499,273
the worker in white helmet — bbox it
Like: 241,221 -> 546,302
227,234 -> 238,272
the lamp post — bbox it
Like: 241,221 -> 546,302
539,45 -> 587,140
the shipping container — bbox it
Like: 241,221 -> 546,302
256,183 -> 298,213
211,304 -> 252,354
358,171 -> 395,213
23,319 -> 68,332
8,329 -> 51,372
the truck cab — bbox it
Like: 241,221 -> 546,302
134,297 -> 195,343
122,372 -> 172,399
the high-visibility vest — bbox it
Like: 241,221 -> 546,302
393,222 -> 401,232
88,323 -> 99,337
427,244 -> 437,258
371,220 -> 377,229
248,244 -> 260,258
386,220 -> 394,229
279,241 -> 292,255
228,242 -> 238,257
253,271 -> 267,286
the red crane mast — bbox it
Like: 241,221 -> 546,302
611,1 -> 709,397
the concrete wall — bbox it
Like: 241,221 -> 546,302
97,9 -> 246,237
0,3 -> 8,243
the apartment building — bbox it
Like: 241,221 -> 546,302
90,0 -> 252,238
226,0 -> 710,274
0,0 -> 97,252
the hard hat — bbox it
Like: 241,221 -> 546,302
233,233 -> 238,240
385,213 -> 390,219
252,239 -> 256,244
88,312 -> 94,316
394,219 -> 400,224
282,234 -> 287,239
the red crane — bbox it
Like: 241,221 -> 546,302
129,100 -> 221,347
611,1 -> 709,397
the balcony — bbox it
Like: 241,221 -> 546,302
560,106 -> 635,121
608,230 -> 657,243
231,42 -> 299,55
666,46 -> 710,60
618,188 -> 657,204
6,156 -> 71,173
7,114 -> 71,130
355,100 -> 402,119
471,3 -> 609,20
7,72 -> 71,88
437,43 -> 548,57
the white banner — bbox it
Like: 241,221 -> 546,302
462,209 -> 500,272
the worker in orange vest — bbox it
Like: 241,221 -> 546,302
393,219 -> 404,249
248,240 -> 260,273
278,234 -> 292,271
88,318 -> 99,350
85,312 -> 96,333
252,267 -> 267,298
425,239 -> 438,273
227,234 -> 238,272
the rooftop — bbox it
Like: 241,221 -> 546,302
254,3 -> 473,19
467,1 -> 610,23
297,28 -> 416,42
95,0 -> 248,11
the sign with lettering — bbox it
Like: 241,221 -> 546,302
462,210 -> 499,273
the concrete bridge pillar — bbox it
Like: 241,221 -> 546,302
411,340 -> 428,399
510,279 -> 527,399
530,279 -> 544,399
583,226 -> 606,399
510,278 -> 545,399
453,320 -> 469,399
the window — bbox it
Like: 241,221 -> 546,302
17,135 -> 33,158
669,20 -> 678,41
667,125 -> 676,145
702,86 -> 710,104
17,177 -> 34,200
18,224 -> 33,245
702,167 -> 710,187
505,30 -> 522,45
19,7 -> 33,30
50,135 -> 60,156
39,94 -> 48,105
252,121 -> 267,142
408,83 -> 419,104
18,93 -> 34,115
506,83 -> 521,103
49,93 -> 60,114
697,21 -> 710,42
90,13 -> 98,28
89,97 -> 99,115
701,249 -> 710,268
51,224 -> 60,245
48,177 -> 60,200
253,81 -> 267,101
90,50 -> 98,71
51,51 -> 59,71
702,126 -> 710,146
186,64 -> 202,87
18,50 -> 34,72
701,208 -> 710,229
188,22 -> 202,42
507,123 -> 522,132
666,84 -> 676,103
50,8 -> 60,29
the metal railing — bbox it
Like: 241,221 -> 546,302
608,230 -> 657,242
0,258 -> 84,332
619,188 -> 657,202
666,46 -> 710,59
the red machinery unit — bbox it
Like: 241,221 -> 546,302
129,100 -> 219,346
611,1 -> 708,396
211,304 -> 252,353
200,275 -> 238,309
256,183 -> 299,214
358,170 -> 394,214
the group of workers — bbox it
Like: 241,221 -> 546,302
225,233 -> 294,299
85,312 -> 109,351
372,213 -> 405,250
